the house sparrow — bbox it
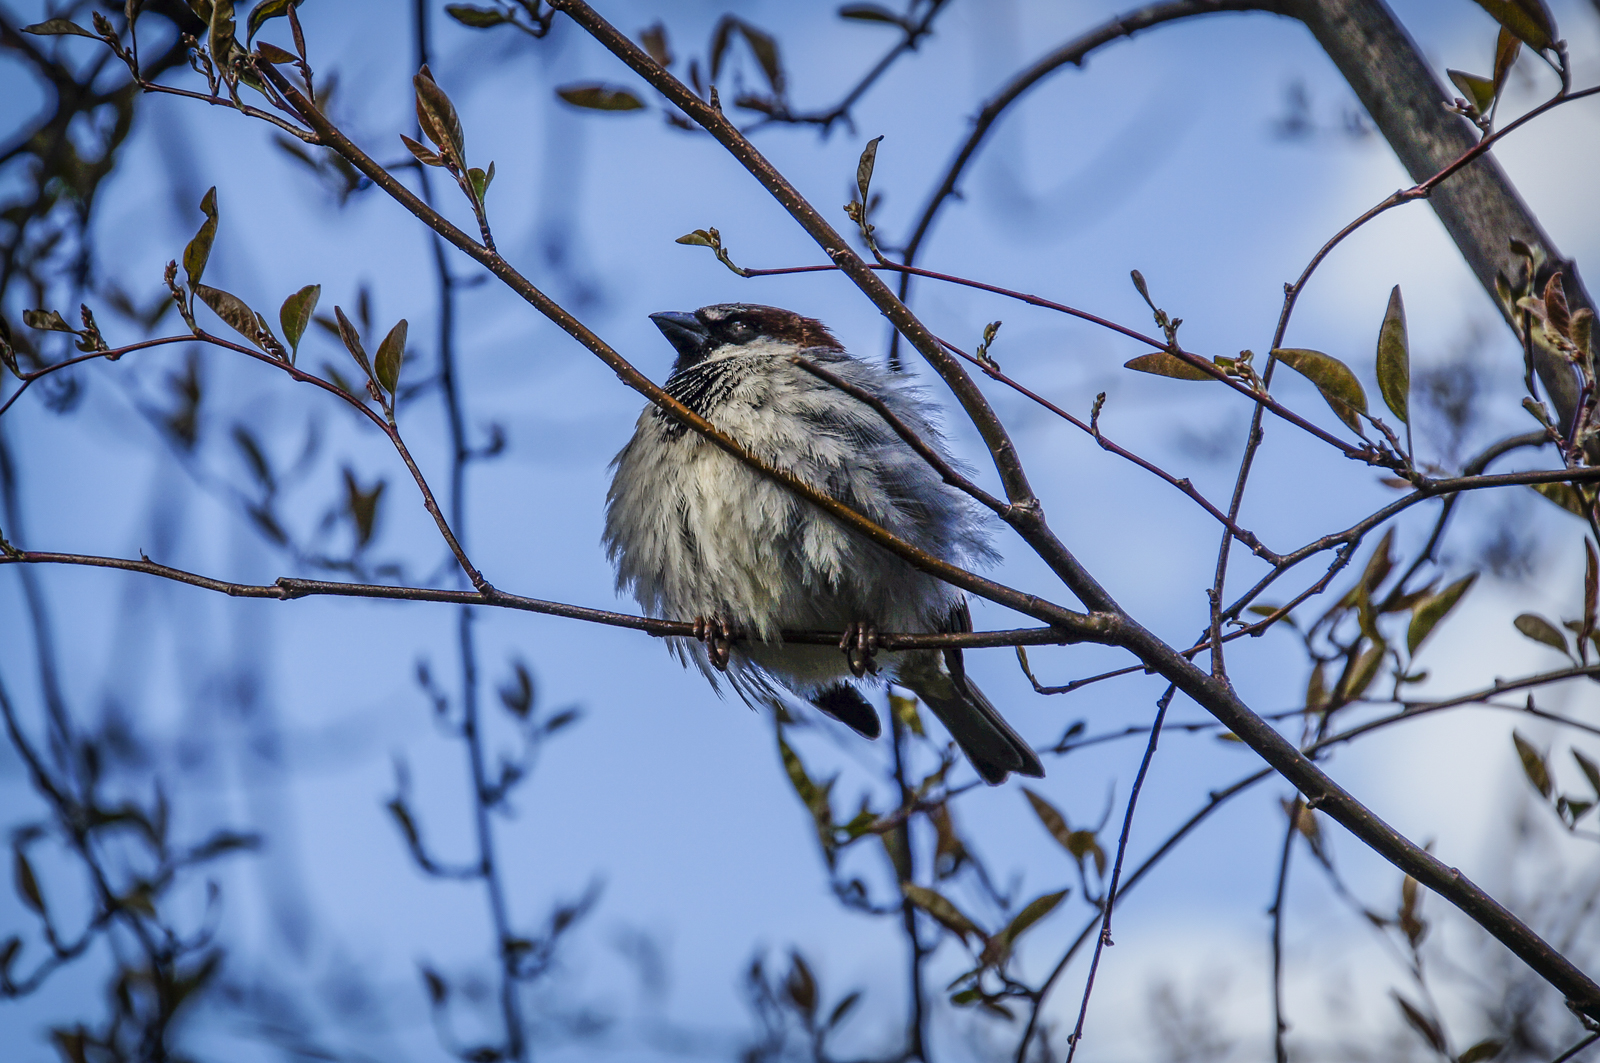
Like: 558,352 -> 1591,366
603,303 -> 1044,785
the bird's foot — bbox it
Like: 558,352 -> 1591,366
693,615 -> 735,671
840,621 -> 880,678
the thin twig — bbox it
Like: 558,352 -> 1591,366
1062,684 -> 1175,1062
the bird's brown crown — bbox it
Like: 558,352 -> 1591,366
696,304 -> 842,353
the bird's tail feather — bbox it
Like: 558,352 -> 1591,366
898,658 -> 1043,785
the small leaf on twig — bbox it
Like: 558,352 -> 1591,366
22,18 -> 98,38
1393,993 -> 1447,1054
445,4 -> 507,27
22,310 -> 75,333
1273,348 -> 1368,433
414,66 -> 466,163
1124,352 -> 1216,381
556,84 -> 646,111
195,285 -> 263,348
856,135 -> 883,208
1407,574 -> 1476,655
902,883 -> 983,944
1022,788 -> 1072,850
1376,286 -> 1410,424
1492,26 -> 1521,98
1530,481 -> 1588,518
639,22 -> 672,66
333,305 -> 371,375
374,319 -> 407,396
1514,612 -> 1570,656
1459,1038 -> 1504,1063
1573,749 -> 1600,798
1513,730 -> 1553,799
400,133 -> 444,167
184,187 -> 219,292
1447,70 -> 1497,113
1466,0 -> 1556,52
279,284 -> 319,357
997,889 -> 1067,948
246,0 -> 294,42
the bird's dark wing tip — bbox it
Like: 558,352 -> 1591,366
811,683 -> 882,740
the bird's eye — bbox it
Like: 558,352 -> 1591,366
724,320 -> 753,342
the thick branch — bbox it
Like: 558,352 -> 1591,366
1290,0 -> 1590,424
0,549 -> 1103,650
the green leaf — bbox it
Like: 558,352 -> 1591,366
902,883 -> 983,944
22,18 -> 98,38
1531,481 -> 1588,518
839,4 -> 906,25
414,66 -> 466,162
1514,612 -> 1570,656
1021,787 -> 1073,851
333,305 -> 371,375
1340,641 -> 1386,701
1123,351 -> 1216,381
1458,1038 -> 1503,1063
889,691 -> 924,736
13,850 -> 45,915
209,0 -> 236,61
1513,730 -> 1553,799
1447,70 -> 1497,113
184,187 -> 219,291
1407,574 -> 1476,655
278,284 -> 319,357
997,889 -> 1068,947
1492,27 -> 1522,98
1272,348 -> 1368,433
1306,660 -> 1327,713
855,134 -> 883,207
1574,749 -> 1600,797
555,83 -> 646,111
1376,286 -> 1410,424
467,165 -> 492,204
1466,0 -> 1556,52
246,0 -> 295,42
675,229 -> 714,247
194,285 -> 261,347
445,4 -> 507,27
374,318 -> 407,396
22,309 -> 75,333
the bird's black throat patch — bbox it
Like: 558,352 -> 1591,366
657,356 -> 745,437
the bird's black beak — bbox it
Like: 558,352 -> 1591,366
650,310 -> 711,364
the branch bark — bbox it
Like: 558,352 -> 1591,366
1290,0 -> 1589,424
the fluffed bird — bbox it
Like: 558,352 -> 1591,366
603,303 -> 1043,784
